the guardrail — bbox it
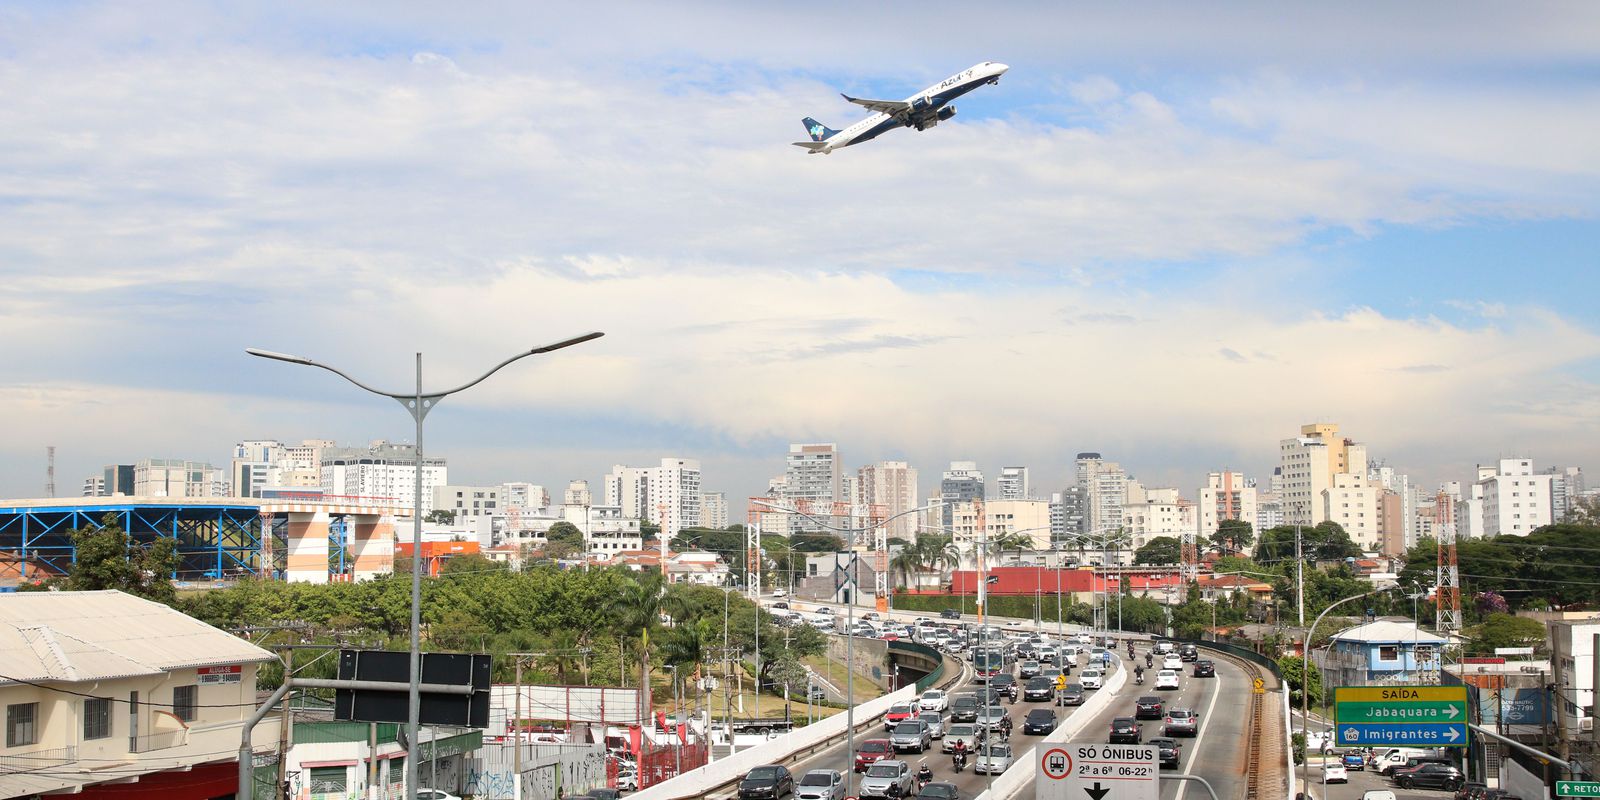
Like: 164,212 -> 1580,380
977,653 -> 1130,800
1186,636 -> 1292,800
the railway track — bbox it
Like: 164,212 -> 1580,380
1197,644 -> 1286,800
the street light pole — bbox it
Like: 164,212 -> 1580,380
1300,587 -> 1390,797
246,332 -> 602,800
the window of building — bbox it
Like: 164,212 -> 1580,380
6,702 -> 38,747
172,685 -> 197,722
310,766 -> 349,794
388,758 -> 405,784
1378,645 -> 1400,661
83,697 -> 111,740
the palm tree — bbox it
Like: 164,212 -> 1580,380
609,574 -> 665,713
890,548 -> 922,590
922,534 -> 961,573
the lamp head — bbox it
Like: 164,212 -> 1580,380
245,348 -> 314,366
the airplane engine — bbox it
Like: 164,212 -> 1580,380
937,105 -> 957,121
910,95 -> 933,114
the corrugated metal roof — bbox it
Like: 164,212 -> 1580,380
1329,619 -> 1448,644
0,590 -> 273,686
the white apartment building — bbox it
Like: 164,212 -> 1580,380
80,476 -> 104,497
940,461 -> 985,528
229,438 -> 333,497
1196,471 -> 1257,539
1456,476 -> 1487,539
701,491 -> 729,530
133,459 -> 228,498
559,504 -> 642,555
1279,423 -> 1368,526
503,482 -> 553,512
1122,486 -> 1195,556
604,457 -> 702,541
0,591 -> 279,800
996,467 -> 1031,501
1546,466 -> 1587,522
1477,458 -> 1554,537
857,461 -> 920,540
984,499 -> 1053,550
786,443 -> 842,533
1256,493 -> 1284,531
432,484 -> 501,524
1076,453 -> 1128,537
1324,472 -> 1381,550
320,441 -> 447,516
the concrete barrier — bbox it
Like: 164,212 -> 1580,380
978,653 -> 1131,800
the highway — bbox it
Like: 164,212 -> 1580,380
754,600 -> 1264,800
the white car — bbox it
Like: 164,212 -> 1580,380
1080,668 -> 1104,689
417,791 -> 462,800
920,689 -> 949,712
1323,763 -> 1348,784
1155,670 -> 1180,690
1162,655 -> 1183,671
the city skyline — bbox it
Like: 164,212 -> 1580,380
3,3 -> 1598,508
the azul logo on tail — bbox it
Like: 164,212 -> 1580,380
803,117 -> 839,142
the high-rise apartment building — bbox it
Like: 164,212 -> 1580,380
1279,423 -> 1369,527
858,461 -> 920,540
984,499 -> 1053,550
431,484 -> 501,525
1076,453 -> 1128,537
1196,471 -> 1257,539
81,476 -> 105,497
783,444 -> 842,533
1546,466 -> 1587,522
101,464 -> 135,497
320,441 -> 447,515
1052,483 -> 1088,544
1256,493 -> 1284,531
228,438 -> 332,497
1476,458 -> 1554,537
133,459 -> 227,497
1325,472 -> 1381,550
605,458 -> 703,541
1121,486 -> 1194,559
701,491 -> 729,530
997,467 -> 1031,501
941,461 -> 985,528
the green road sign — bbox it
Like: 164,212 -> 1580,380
1334,685 -> 1470,748
1336,701 -> 1465,723
1558,782 -> 1600,797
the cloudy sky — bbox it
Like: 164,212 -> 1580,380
4,1 -> 1598,509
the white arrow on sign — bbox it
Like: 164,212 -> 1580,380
1443,706 -> 1460,719
1444,727 -> 1460,741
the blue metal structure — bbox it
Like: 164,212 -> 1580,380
0,500 -> 265,581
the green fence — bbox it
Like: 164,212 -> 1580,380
886,639 -> 951,692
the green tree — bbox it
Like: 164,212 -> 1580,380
439,552 -> 506,576
1133,536 -> 1182,565
609,575 -> 666,699
792,533 -> 845,553
1469,613 -> 1547,654
1278,655 -> 1322,706
1119,596 -> 1167,633
424,509 -> 456,524
1212,519 -> 1254,554
63,515 -> 181,604
545,521 -> 585,559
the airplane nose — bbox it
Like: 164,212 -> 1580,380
993,63 -> 1010,74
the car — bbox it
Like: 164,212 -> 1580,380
1324,764 -> 1349,784
855,739 -> 892,772
796,769 -> 846,800
859,759 -> 915,799
1024,676 -> 1055,701
1080,668 -> 1104,689
1058,683 -> 1085,705
772,588 -> 787,598
1039,666 -> 1064,682
890,720 -> 932,753
614,767 -> 638,791
863,612 -> 880,621
941,608 -> 962,619
1386,755 -> 1454,776
1454,783 -> 1490,800
1134,696 -> 1165,720
1019,660 -> 1042,679
1164,708 -> 1198,737
943,723 -> 979,753
920,689 -> 950,713
581,791 -> 620,800
1155,670 -> 1180,690
1362,792 -> 1398,800
1395,763 -> 1465,791
416,792 -> 462,800
1162,655 -> 1183,671
1109,717 -> 1142,743
921,711 -> 946,739
884,702 -> 918,729
1152,640 -> 1174,654
739,765 -> 794,799
991,673 -> 1019,699
975,705 -> 1008,732
1023,708 -> 1057,734
1149,736 -> 1181,768
1193,660 -> 1215,678
950,694 -> 980,723
916,782 -> 961,800
974,742 -> 1014,775
1178,643 -> 1199,662
1343,752 -> 1368,771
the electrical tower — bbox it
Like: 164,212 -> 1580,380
1180,530 -> 1198,583
745,521 -> 762,601
1435,522 -> 1462,635
46,446 -> 55,498
873,525 -> 889,612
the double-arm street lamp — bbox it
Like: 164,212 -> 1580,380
247,332 -> 602,800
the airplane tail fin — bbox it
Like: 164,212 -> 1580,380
802,117 -> 841,142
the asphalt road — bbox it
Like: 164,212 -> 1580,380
1304,757 -> 1462,800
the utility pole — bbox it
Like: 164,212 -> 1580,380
277,645 -> 292,800
1296,524 -> 1305,628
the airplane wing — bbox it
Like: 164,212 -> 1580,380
791,141 -> 829,152
841,93 -> 910,115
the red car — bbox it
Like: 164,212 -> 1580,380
855,739 -> 892,772
883,702 -> 919,729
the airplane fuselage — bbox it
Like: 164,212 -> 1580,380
804,61 -> 1009,153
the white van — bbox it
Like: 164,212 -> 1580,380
1372,748 -> 1437,774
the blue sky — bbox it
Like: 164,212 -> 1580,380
2,1 -> 1598,508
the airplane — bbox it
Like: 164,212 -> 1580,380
793,61 -> 1009,154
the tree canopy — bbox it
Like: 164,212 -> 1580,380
1133,536 -> 1181,565
49,515 -> 181,604
1211,519 -> 1254,554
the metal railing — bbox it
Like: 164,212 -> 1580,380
131,730 -> 186,753
0,745 -> 76,771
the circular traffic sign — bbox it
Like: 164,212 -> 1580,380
1043,747 -> 1073,780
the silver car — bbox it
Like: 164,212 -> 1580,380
796,769 -> 846,800
922,711 -> 946,739
974,742 -> 1014,774
943,722 -> 979,753
975,705 -> 1008,733
858,759 -> 914,799
890,719 -> 932,753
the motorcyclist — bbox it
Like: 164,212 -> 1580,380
1134,664 -> 1145,684
1145,652 -> 1153,668
998,716 -> 1012,737
953,740 -> 969,773
917,763 -> 934,787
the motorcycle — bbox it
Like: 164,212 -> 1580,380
953,750 -> 967,774
998,717 -> 1012,737
1145,654 -> 1153,668
917,766 -> 933,791
1135,671 -> 1144,685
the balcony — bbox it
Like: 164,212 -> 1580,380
0,745 -> 76,771
131,729 -> 187,753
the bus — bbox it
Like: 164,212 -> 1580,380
973,647 -> 1006,681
